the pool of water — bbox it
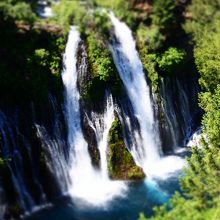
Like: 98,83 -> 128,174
25,173 -> 181,220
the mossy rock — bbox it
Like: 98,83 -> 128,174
107,118 -> 145,180
81,32 -> 123,105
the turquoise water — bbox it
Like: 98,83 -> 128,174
26,175 -> 181,220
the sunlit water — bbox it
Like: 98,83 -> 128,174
23,16 -> 189,219
62,27 -> 126,206
109,12 -> 185,179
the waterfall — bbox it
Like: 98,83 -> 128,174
0,95 -> 69,217
160,74 -> 200,150
35,95 -> 69,193
109,13 -> 185,178
109,12 -> 160,171
88,94 -> 115,179
62,27 -> 126,206
0,111 -> 38,214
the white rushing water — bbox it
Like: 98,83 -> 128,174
62,27 -> 126,206
89,94 -> 115,179
187,129 -> 202,148
109,13 -> 185,178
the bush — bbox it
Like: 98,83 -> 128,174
53,0 -> 89,32
194,23 -> 220,93
151,0 -> 177,32
0,0 -> 36,24
184,0 -> 220,40
82,32 -> 122,103
136,24 -> 164,52
157,47 -> 186,74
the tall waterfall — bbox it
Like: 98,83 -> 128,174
62,27 -> 126,206
109,13 -> 185,178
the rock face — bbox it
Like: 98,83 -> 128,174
107,117 -> 145,180
77,41 -> 101,168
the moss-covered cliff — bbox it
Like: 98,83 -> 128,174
107,117 -> 145,180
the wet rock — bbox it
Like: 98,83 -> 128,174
107,117 -> 145,180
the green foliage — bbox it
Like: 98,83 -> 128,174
53,0 -> 89,32
0,6 -> 65,103
138,44 -> 159,93
199,86 -> 220,148
86,34 -> 113,81
32,49 -> 49,67
151,0 -> 177,32
194,23 -> 220,93
184,0 -> 220,40
93,10 -> 112,38
146,141 -> 220,219
95,0 -> 133,25
0,0 -> 36,24
82,32 -> 122,103
136,24 -> 164,52
138,213 -> 147,220
156,47 -> 186,74
140,1 -> 220,218
136,24 -> 161,93
146,193 -> 220,220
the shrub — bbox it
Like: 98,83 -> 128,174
83,32 -> 122,103
151,0 -> 177,32
137,23 -> 164,52
157,47 -> 186,74
0,0 -> 36,24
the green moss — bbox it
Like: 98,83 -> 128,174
137,40 -> 160,93
107,118 -> 145,180
82,32 -> 122,104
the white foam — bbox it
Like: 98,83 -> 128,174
62,27 -> 126,207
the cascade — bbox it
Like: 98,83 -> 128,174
0,97 -> 68,216
160,75 -> 200,150
88,94 -> 115,179
109,12 -> 185,178
109,12 -> 160,168
0,111 -> 37,214
62,27 -> 126,206
35,95 -> 69,193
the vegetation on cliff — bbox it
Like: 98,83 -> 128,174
0,0 -> 65,104
53,1 -> 123,105
139,0 -> 220,219
1,0 -> 220,219
135,0 -> 187,93
108,117 -> 145,180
